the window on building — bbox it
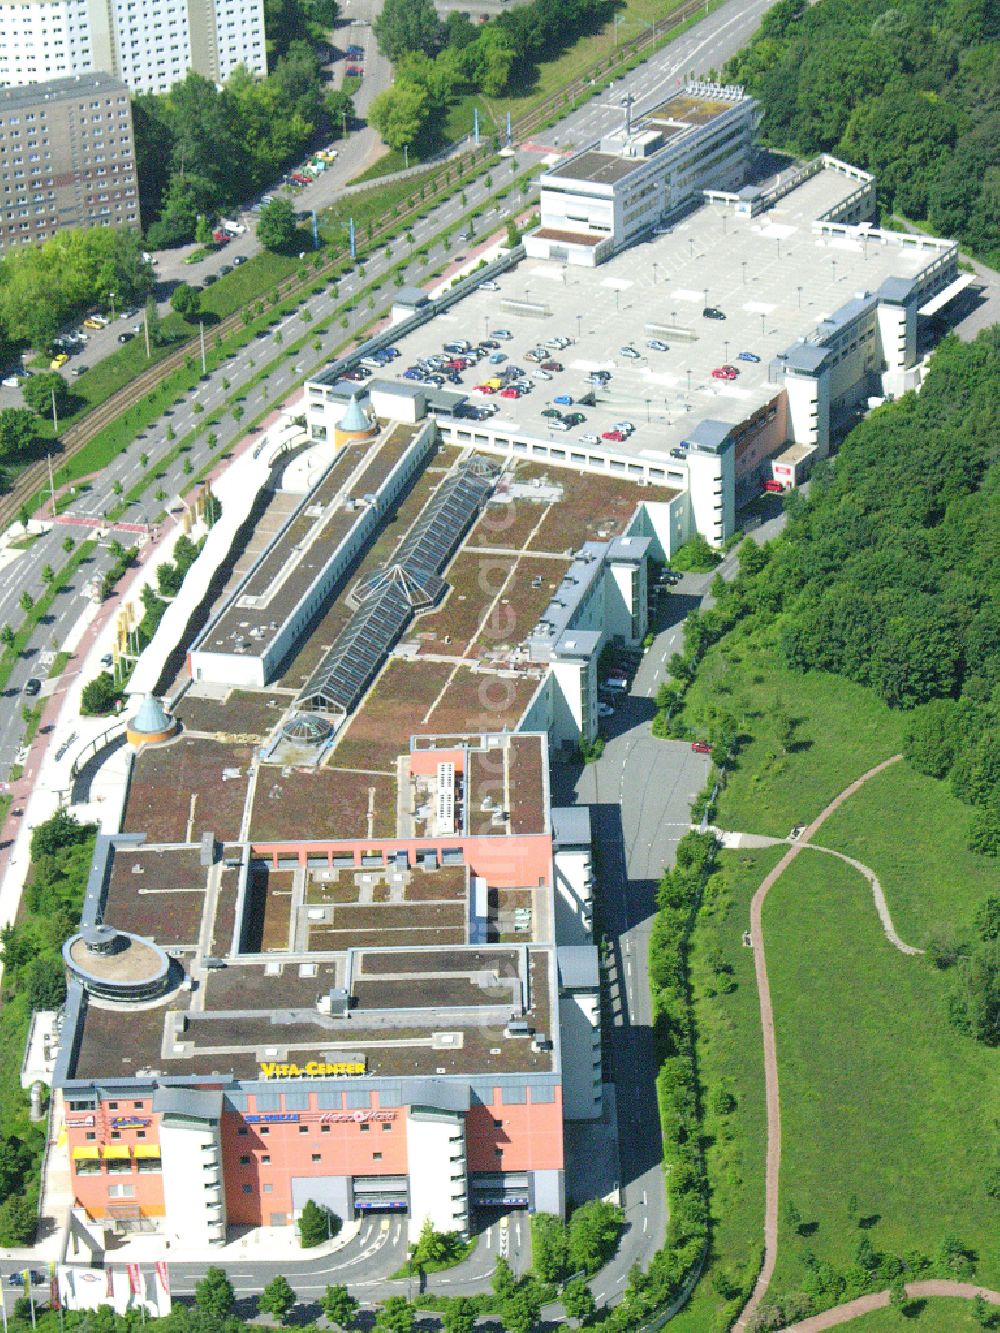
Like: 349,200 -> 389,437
359,1124 -> 370,1133
320,1125 -> 330,1134
241,1184 -> 252,1195
372,1152 -> 382,1161
237,1127 -> 248,1136
493,1120 -> 503,1129
107,1101 -> 119,1110
311,1154 -> 321,1163
381,1123 -> 392,1131
261,1155 -> 270,1164
85,1132 -> 96,1142
240,1155 -> 251,1165
298,1125 -> 308,1134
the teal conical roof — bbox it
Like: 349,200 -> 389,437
131,695 -> 172,735
338,392 -> 370,433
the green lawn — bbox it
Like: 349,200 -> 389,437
817,760 -> 996,948
764,852 -> 999,1301
680,632 -> 906,837
815,1298 -> 998,1329
668,846 -> 785,1332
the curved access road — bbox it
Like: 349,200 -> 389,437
782,1281 -> 1000,1330
735,754 -> 904,1332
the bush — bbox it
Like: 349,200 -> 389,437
80,671 -> 120,717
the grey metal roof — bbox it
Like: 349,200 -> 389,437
402,1079 -> 472,1112
370,380 -> 426,398
555,628 -> 602,660
0,72 -> 127,110
152,1087 -> 223,1121
557,945 -> 600,991
551,806 -> 592,848
778,343 -> 831,374
394,286 -> 432,308
607,534 -> 651,563
877,275 -> 919,304
682,418 -> 734,451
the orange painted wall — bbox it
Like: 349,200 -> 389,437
466,1088 -> 564,1173
65,1101 -> 166,1220
222,1090 -> 409,1226
409,748 -> 466,777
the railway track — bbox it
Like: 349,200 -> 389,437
0,0 -> 711,535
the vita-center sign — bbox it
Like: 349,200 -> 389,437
258,1057 -> 367,1079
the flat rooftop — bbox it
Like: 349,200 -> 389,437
367,166 -> 950,471
200,426 -> 421,663
548,150 -> 645,186
0,72 -> 127,110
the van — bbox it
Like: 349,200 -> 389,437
360,356 -> 387,370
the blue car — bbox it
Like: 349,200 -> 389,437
383,346 -> 400,359
488,352 -> 508,364
402,368 -> 423,380
553,394 -> 573,406
737,351 -> 760,363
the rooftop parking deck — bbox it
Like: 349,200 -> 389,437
366,167 -> 950,473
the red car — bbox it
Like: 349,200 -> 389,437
540,360 -> 563,372
711,367 -> 737,381
691,741 -> 713,754
602,429 -> 626,442
475,383 -> 496,394
500,387 -> 521,398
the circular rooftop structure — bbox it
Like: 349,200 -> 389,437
63,925 -> 174,1003
126,695 -> 178,749
334,391 -> 376,446
281,712 -> 334,744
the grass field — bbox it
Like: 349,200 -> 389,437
680,632 -> 907,837
816,760 -> 995,948
668,845 -> 786,1332
814,1298 -> 999,1329
764,851 -> 999,1300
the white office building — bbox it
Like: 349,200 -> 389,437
525,82 -> 760,266
0,0 -> 266,95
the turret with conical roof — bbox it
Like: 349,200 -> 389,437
126,694 -> 178,748
334,391 -> 376,446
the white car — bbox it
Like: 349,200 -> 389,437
579,433 -> 600,445
2,373 -> 23,388
598,702 -> 615,718
647,339 -> 669,352
480,280 -> 500,292
533,369 -> 552,380
614,420 -> 635,434
620,345 -> 640,359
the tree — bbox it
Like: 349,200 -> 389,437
19,591 -> 34,614
531,1213 -> 570,1283
562,1277 -> 596,1323
320,1285 -> 359,1330
258,1275 -> 296,1322
22,371 -> 70,419
299,1199 -> 339,1247
493,1257 -> 517,1302
325,88 -> 355,137
25,954 -> 66,1008
368,83 -> 430,151
0,408 -> 38,461
0,1193 -> 36,1246
373,1296 -> 415,1333
0,625 -> 13,649
567,1199 -> 623,1276
145,296 -> 162,349
784,1200 -> 802,1234
374,0 -> 442,61
500,1283 -> 543,1333
81,676 -> 119,719
170,282 -> 202,321
194,1267 -> 235,1319
441,1298 -> 476,1333
257,197 -> 298,252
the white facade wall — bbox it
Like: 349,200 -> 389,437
0,0 -> 265,94
784,370 -> 831,457
550,657 -> 592,748
685,444 -> 734,548
158,1116 -> 226,1247
558,993 -> 602,1120
553,848 -> 593,946
405,1109 -> 469,1239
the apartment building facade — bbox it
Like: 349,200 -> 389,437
0,74 -> 138,253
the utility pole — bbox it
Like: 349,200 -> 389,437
51,386 -> 58,435
144,305 -> 151,357
199,320 -> 206,375
47,453 -> 57,518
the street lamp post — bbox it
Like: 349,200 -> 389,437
797,285 -> 803,310
107,290 -> 116,320
652,261 -> 658,285
741,260 -> 748,285
723,340 -> 729,364
576,314 -> 582,340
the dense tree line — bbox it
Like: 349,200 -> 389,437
135,48 -> 326,245
369,0 -> 610,150
0,226 -> 153,354
725,0 -> 1000,264
0,811 -> 96,1243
